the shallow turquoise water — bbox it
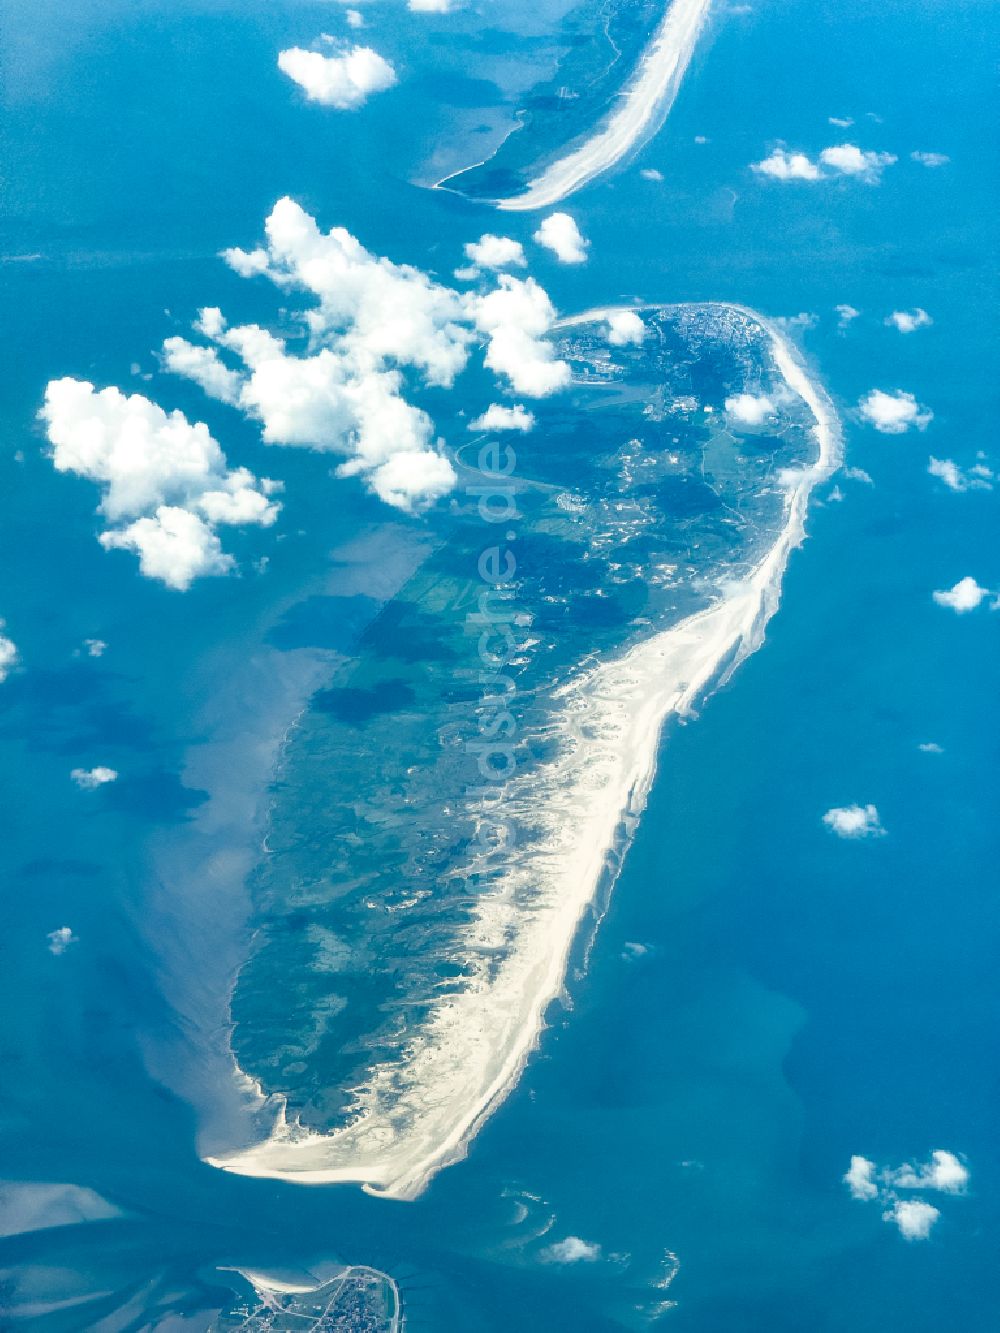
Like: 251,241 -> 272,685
0,0 -> 997,1327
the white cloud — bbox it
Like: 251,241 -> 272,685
640,167 -> 664,181
819,143 -> 896,181
607,311 -> 646,346
888,1150 -> 969,1195
409,0 -> 455,9
222,198 -> 473,386
911,151 -> 949,167
472,275 -> 571,396
345,9 -> 364,27
776,311 -> 818,332
843,465 -> 874,485
884,1198 -> 939,1241
40,380 -> 279,589
752,149 -> 822,181
83,638 -> 107,657
542,1236 -> 601,1263
829,116 -> 853,128
463,234 -> 526,272
184,211 -> 469,508
365,448 -> 456,509
725,392 -> 775,427
70,766 -> 118,790
40,379 -> 274,524
844,1155 -> 879,1201
846,1149 -> 968,1240
753,143 -> 896,183
100,507 -> 235,588
533,212 -> 589,264
928,456 -> 990,493
822,804 -> 885,839
932,576 -> 990,613
886,308 -> 932,334
836,304 -> 861,331
47,927 -> 78,956
162,335 -> 243,403
858,389 -> 932,434
469,403 -> 535,432
164,200 -> 570,509
918,742 -> 944,754
277,44 -> 396,110
927,457 -> 964,492
0,625 -> 17,682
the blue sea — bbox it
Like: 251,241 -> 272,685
1,0 -> 997,1327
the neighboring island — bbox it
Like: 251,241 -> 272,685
214,1265 -> 402,1332
438,0 -> 713,209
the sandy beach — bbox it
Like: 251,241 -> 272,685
494,0 -> 713,211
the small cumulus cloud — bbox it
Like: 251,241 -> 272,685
932,576 -> 990,613
541,1236 -> 602,1264
640,167 -> 664,181
775,312 -> 818,332
725,392 -> 775,427
835,304 -> 861,331
886,308 -> 932,334
533,213 -> 589,264
829,116 -> 853,128
277,43 -> 396,110
607,311 -> 646,347
858,389 -> 932,434
84,638 -> 107,658
0,624 -> 17,682
463,234 -> 526,272
887,1150 -> 969,1195
753,143 -> 895,183
844,1155 -> 879,1201
47,927 -> 78,956
473,275 -> 572,396
928,456 -> 992,493
822,804 -> 885,839
469,403 -> 535,432
927,457 -> 964,492
884,1198 -> 940,1241
819,143 -> 896,180
911,151 -> 949,167
752,149 -> 822,181
39,380 -> 279,589
842,465 -> 874,485
409,0 -> 457,10
344,8 -> 364,27
845,1149 -> 969,1240
71,766 -> 118,790
918,741 -> 944,754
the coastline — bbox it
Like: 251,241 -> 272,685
483,0 -> 712,211
206,306 -> 841,1200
